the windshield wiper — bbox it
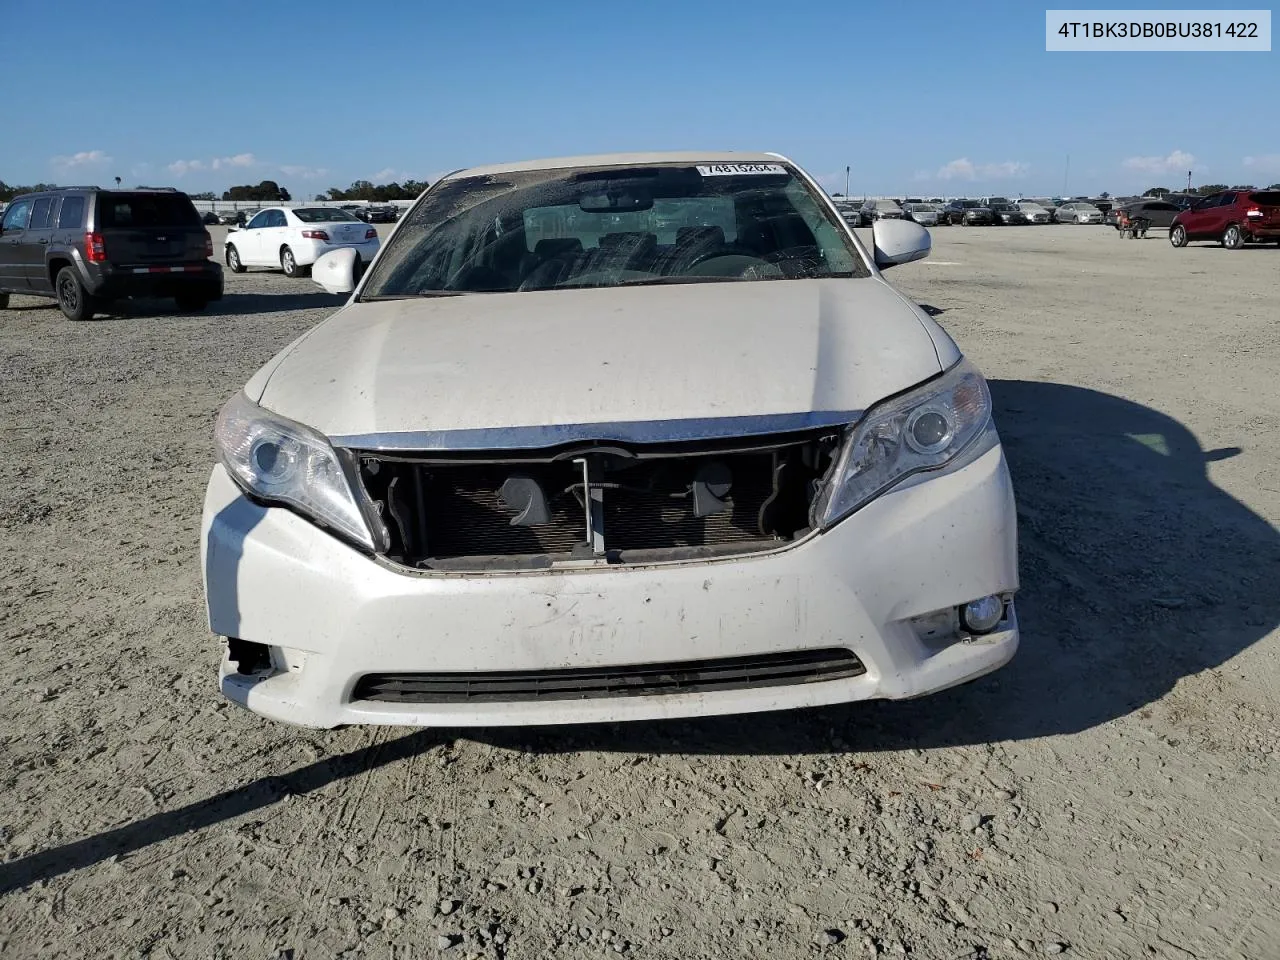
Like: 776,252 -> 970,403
361,290 -> 473,301
610,275 -> 746,288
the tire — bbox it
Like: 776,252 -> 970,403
281,247 -> 310,278
1170,224 -> 1188,247
55,266 -> 96,321
175,295 -> 209,312
0,292 -> 8,310
226,244 -> 245,273
1221,224 -> 1244,250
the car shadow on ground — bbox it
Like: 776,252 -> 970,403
0,731 -> 444,896
3,292 -> 348,320
1186,244 -> 1280,252
471,380 -> 1280,756
204,292 -> 348,315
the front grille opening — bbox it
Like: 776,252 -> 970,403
352,648 -> 865,703
355,430 -> 839,568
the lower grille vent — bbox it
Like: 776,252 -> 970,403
353,648 -> 866,703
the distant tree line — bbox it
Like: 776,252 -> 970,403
1143,183 -> 1280,197
319,180 -> 431,202
221,180 -> 293,202
0,181 -> 59,202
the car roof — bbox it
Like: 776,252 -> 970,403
440,151 -> 791,180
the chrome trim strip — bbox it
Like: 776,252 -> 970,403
331,411 -> 860,452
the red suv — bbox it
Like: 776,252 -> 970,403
1170,190 -> 1280,249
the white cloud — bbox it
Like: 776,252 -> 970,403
936,158 -> 976,181
979,161 -> 1029,179
165,153 -> 259,177
1122,149 -> 1197,175
51,150 -> 112,172
929,158 -> 1028,181
1243,154 -> 1280,177
167,159 -> 206,177
279,164 -> 329,180
212,153 -> 257,170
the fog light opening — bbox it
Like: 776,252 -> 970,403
959,595 -> 1005,635
226,637 -> 273,675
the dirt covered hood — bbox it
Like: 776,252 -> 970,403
254,278 -> 944,443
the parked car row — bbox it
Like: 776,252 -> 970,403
832,188 -> 1280,247
337,203 -> 403,223
834,195 -> 1126,226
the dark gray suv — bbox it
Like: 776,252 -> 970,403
0,187 -> 223,320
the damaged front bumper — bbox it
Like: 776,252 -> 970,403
200,443 -> 1019,729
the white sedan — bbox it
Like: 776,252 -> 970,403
1055,202 -> 1104,224
202,151 -> 1019,729
224,206 -> 381,278
1016,201 -> 1053,224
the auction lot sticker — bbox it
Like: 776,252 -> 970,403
1046,9 -> 1271,50
697,163 -> 788,176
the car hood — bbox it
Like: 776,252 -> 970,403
254,279 -> 947,442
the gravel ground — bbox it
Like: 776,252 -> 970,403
1,224 -> 1277,960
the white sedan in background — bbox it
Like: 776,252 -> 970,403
224,206 -> 381,278
1016,201 -> 1052,224
903,202 -> 940,226
1055,202 -> 1104,224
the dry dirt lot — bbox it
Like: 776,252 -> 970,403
1,224 -> 1277,960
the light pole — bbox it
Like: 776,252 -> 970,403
845,166 -> 850,198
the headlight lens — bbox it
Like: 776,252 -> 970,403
812,359 -> 995,528
214,391 -> 382,550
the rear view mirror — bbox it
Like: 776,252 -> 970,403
313,247 -> 360,295
872,219 -> 931,269
579,191 -> 653,213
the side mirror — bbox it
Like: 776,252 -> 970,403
313,247 -> 360,295
872,218 -> 931,270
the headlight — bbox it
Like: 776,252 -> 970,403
812,359 -> 996,528
214,391 -> 384,550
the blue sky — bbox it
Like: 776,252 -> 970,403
2,0 -> 1276,196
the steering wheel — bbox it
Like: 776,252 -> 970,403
757,245 -> 826,277
684,248 -> 776,277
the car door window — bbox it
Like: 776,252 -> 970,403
29,198 -> 54,230
246,211 -> 270,230
268,210 -> 287,228
57,196 -> 86,229
2,199 -> 33,232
